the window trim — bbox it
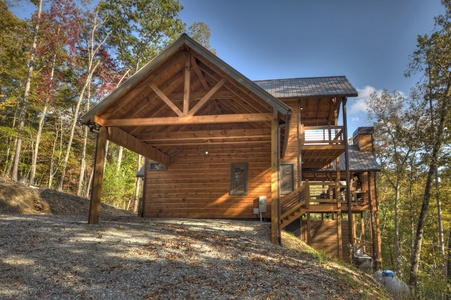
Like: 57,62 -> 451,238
230,163 -> 248,195
280,162 -> 295,195
148,162 -> 168,171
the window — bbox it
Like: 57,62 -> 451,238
281,163 -> 295,194
230,163 -> 248,195
148,162 -> 167,171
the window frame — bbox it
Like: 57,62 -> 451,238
148,162 -> 168,171
280,162 -> 295,194
230,163 -> 248,195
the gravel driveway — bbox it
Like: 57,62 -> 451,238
0,214 -> 386,299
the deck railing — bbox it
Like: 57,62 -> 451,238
301,125 -> 344,146
281,184 -> 305,215
307,180 -> 343,207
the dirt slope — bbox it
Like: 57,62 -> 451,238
0,176 -> 134,217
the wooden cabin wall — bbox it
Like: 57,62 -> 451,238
281,100 -> 300,185
143,143 -> 272,219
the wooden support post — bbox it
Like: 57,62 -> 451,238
360,212 -> 365,251
368,172 -> 376,259
297,100 -> 302,187
374,172 -> 383,269
337,212 -> 343,258
88,126 -> 108,224
342,97 -> 354,251
297,101 -> 303,238
271,114 -> 280,245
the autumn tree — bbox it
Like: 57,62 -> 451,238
29,0 -> 80,186
366,90 -> 421,277
0,0 -> 28,176
11,0 -> 43,182
188,22 -> 216,54
406,0 -> 451,293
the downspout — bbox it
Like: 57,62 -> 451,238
297,100 -> 302,187
278,123 -> 283,246
342,98 -> 354,249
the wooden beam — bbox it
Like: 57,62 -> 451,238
96,113 -> 275,127
183,52 -> 191,115
107,127 -> 170,166
337,212 -> 343,259
271,113 -> 280,245
188,78 -> 227,116
191,55 -> 209,90
149,82 -> 183,117
148,139 -> 270,147
136,128 -> 271,141
88,126 -> 108,224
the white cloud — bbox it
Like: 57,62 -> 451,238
348,86 -> 382,115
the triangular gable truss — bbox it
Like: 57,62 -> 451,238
81,34 -> 291,163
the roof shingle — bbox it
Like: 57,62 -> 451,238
254,76 -> 358,99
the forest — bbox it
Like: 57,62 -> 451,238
0,0 -> 450,298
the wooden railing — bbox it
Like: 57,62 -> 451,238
301,125 -> 344,146
281,184 -> 305,215
354,238 -> 373,257
306,180 -> 344,207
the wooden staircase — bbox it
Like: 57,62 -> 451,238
280,180 -> 343,229
280,185 -> 307,229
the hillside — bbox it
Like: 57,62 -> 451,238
0,177 -> 392,299
0,176 -> 135,217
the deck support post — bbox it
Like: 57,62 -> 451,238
337,212 -> 343,258
342,97 -> 354,253
88,126 -> 108,224
374,172 -> 383,270
271,113 -> 281,245
297,100 -> 303,237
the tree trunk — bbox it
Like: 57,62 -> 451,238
116,146 -> 123,171
30,102 -> 48,186
435,169 -> 446,276
2,109 -> 18,177
57,61 -> 99,191
394,181 -> 401,276
30,49 -> 58,186
48,114 -> 63,188
85,168 -> 94,199
77,79 -> 92,196
409,97 -> 449,292
447,225 -> 451,279
12,0 -> 43,182
134,155 -> 142,214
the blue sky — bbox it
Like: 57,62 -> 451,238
180,0 -> 445,133
10,0 -> 445,134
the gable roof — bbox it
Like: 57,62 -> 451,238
80,34 -> 293,162
81,33 -> 291,126
254,76 -> 358,99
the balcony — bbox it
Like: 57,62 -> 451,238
301,125 -> 345,169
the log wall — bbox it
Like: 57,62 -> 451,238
143,143 -> 272,218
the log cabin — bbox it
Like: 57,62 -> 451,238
80,33 -> 382,267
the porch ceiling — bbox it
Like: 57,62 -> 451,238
81,34 -> 291,164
